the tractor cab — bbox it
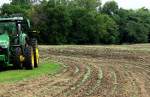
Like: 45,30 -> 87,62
0,21 -> 16,35
0,17 -> 30,45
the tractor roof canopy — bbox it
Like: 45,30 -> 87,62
0,17 -> 31,35
0,17 -> 31,30
0,17 -> 24,22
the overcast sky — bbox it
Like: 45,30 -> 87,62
0,0 -> 150,9
0,0 -> 11,6
102,0 -> 150,9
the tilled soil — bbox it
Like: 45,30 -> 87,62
0,45 -> 150,97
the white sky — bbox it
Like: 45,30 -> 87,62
102,0 -> 150,9
0,0 -> 150,9
0,0 -> 11,6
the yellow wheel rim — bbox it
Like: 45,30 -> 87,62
36,48 -> 39,64
20,55 -> 25,62
31,51 -> 34,67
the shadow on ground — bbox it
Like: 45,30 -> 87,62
0,66 -> 19,72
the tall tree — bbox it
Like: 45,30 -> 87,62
68,8 -> 99,44
96,14 -> 119,44
102,1 -> 119,15
11,0 -> 31,5
74,0 -> 101,10
1,0 -> 31,16
31,1 -> 72,44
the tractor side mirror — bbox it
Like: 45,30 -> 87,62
30,30 -> 40,38
32,30 -> 40,34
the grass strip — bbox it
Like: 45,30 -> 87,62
0,61 -> 61,83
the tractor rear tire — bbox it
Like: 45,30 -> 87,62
24,46 -> 34,70
0,63 -> 4,71
13,47 -> 23,69
32,39 -> 39,68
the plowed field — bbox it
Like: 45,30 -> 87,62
0,44 -> 150,97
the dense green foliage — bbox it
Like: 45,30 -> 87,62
1,0 -> 150,44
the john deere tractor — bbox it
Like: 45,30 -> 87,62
0,17 -> 39,70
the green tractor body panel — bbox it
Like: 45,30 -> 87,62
0,33 -> 10,48
0,55 -> 5,61
0,33 -> 9,64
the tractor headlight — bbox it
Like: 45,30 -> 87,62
0,41 -> 9,48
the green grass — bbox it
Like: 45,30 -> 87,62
0,61 -> 61,83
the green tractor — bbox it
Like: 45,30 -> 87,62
0,17 -> 39,70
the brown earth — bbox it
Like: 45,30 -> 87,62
0,44 -> 150,97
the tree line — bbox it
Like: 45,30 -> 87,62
1,0 -> 150,44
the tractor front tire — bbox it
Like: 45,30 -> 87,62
24,46 -> 34,70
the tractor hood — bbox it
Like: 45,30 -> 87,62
0,33 -> 9,48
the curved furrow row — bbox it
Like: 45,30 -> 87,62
116,64 -> 139,97
36,60 -> 83,96
86,65 -> 103,96
90,65 -> 117,97
69,64 -> 98,97
54,64 -> 89,96
62,65 -> 91,97
40,57 -> 87,97
108,67 -> 118,96
122,63 -> 150,95
126,65 -> 150,97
